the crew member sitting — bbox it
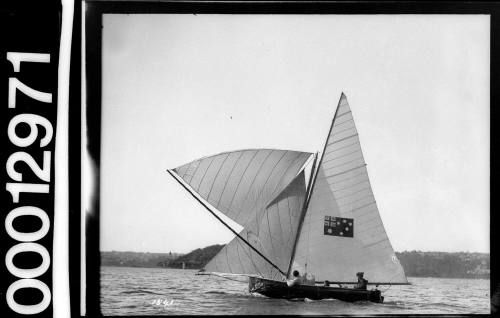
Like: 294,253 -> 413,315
287,270 -> 303,287
324,280 -> 330,287
355,272 -> 368,290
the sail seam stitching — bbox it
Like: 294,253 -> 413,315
337,194 -> 374,209
334,186 -> 371,201
226,150 -> 260,214
324,141 -> 360,155
325,170 -> 367,185
195,156 -> 216,192
216,151 -> 245,213
330,123 -> 356,136
334,110 -> 352,119
323,156 -> 364,172
187,159 -> 201,184
322,148 -> 361,164
331,180 -> 370,193
327,133 -> 359,146
267,153 -> 304,204
327,164 -> 366,178
234,150 -> 274,222
206,152 -> 231,204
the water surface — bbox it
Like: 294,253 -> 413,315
101,266 -> 490,315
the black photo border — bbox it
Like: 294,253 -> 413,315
82,1 -> 500,316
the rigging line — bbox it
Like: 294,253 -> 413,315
286,93 -> 347,275
286,152 -> 318,277
168,168 -> 286,276
237,236 -> 264,277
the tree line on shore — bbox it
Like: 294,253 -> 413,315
101,245 -> 490,279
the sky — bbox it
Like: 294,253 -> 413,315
97,14 -> 489,254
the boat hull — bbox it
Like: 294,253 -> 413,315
248,277 -> 384,303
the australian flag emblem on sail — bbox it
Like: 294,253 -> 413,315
324,216 -> 354,237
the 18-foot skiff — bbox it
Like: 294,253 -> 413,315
168,93 -> 409,303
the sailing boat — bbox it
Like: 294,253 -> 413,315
167,93 -> 409,303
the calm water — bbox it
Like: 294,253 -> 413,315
101,266 -> 490,315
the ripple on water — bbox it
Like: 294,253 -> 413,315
100,267 -> 490,315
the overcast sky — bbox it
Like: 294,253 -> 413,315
98,14 -> 489,254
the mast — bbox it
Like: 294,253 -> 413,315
286,152 -> 318,277
167,169 -> 286,276
286,92 -> 344,278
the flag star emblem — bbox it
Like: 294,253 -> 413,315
324,216 -> 354,237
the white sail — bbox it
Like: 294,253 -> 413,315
204,171 -> 307,281
292,93 -> 408,284
173,149 -> 311,227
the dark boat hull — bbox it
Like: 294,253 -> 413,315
248,277 -> 384,303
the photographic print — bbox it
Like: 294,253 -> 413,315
84,8 -> 491,316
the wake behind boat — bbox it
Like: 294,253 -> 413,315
168,93 -> 409,303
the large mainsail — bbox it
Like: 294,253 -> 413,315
291,93 -> 408,284
173,149 -> 311,228
204,171 -> 307,281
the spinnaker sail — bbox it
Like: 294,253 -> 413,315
173,149 -> 311,228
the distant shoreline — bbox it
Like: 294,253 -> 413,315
100,265 -> 489,280
101,248 -> 490,280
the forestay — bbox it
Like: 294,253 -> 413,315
292,94 -> 408,284
173,149 -> 311,228
204,171 -> 307,281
